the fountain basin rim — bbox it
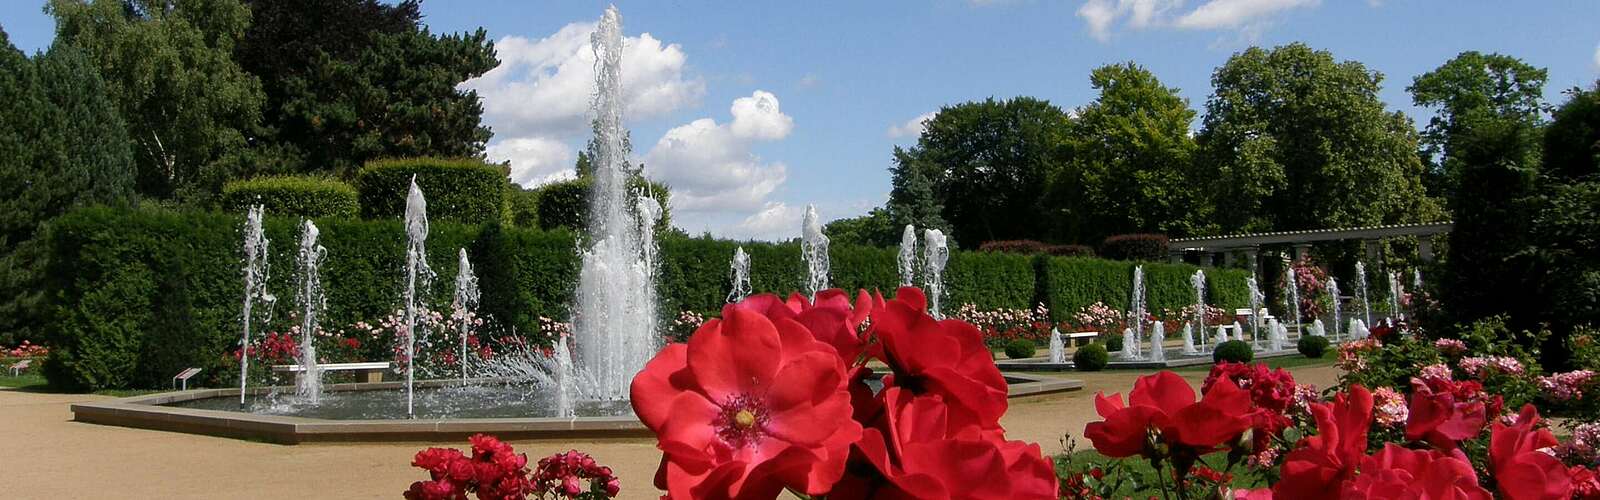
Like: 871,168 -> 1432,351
71,374 -> 1082,444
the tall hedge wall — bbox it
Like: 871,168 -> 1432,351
358,157 -> 509,225
221,176 -> 360,219
41,207 -> 1247,390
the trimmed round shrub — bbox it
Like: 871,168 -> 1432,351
1003,339 -> 1037,359
358,157 -> 509,224
1074,343 -> 1109,371
1298,335 -> 1331,358
1100,332 -> 1124,353
221,176 -> 358,219
1101,233 -> 1170,262
1213,340 -> 1254,363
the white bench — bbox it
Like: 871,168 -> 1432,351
272,361 -> 391,384
1065,331 -> 1099,347
8,359 -> 30,376
172,367 -> 202,390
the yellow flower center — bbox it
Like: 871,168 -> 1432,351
734,409 -> 757,428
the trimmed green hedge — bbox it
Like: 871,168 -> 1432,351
221,176 -> 359,219
358,157 -> 508,224
40,206 -> 1250,390
1040,257 -> 1249,322
534,177 -> 673,233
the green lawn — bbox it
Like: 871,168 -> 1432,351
0,371 -> 160,397
1056,447 -> 1272,497
1175,353 -> 1334,373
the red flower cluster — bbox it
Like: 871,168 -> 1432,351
1204,362 -> 1298,453
406,435 -> 564,500
1083,371 -> 1253,475
630,287 -> 1057,499
1406,376 -> 1501,451
531,450 -> 619,499
3,340 -> 47,358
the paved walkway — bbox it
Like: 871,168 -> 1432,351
0,364 -> 1338,499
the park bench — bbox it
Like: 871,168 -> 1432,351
1065,331 -> 1099,347
272,361 -> 391,384
9,359 -> 30,376
172,367 -> 202,390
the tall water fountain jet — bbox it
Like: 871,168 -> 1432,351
572,6 -> 661,401
452,249 -> 480,383
1149,322 -> 1166,362
1247,277 -> 1263,350
1127,266 -> 1146,359
727,247 -> 751,303
238,205 -> 275,406
800,205 -> 830,299
897,225 -> 918,287
294,220 -> 327,403
1284,263 -> 1303,333
1355,261 -> 1372,326
1190,270 -> 1208,352
402,177 -> 436,417
923,229 -> 950,319
1388,270 -> 1403,320
1328,278 -> 1342,340
1048,328 -> 1064,364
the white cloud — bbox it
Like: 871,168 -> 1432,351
460,19 -> 706,187
645,90 -> 794,232
486,137 -> 574,186
1075,0 -> 1317,42
886,111 -> 938,139
724,202 -> 807,241
1173,0 -> 1319,30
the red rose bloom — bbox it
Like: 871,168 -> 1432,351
869,287 -> 1008,434
1274,385 -> 1373,499
1083,371 -> 1253,459
629,304 -> 862,499
1488,404 -> 1571,500
1343,444 -> 1491,500
845,387 -> 1057,499
1406,377 -> 1489,450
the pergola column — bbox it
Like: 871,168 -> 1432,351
1201,252 -> 1215,267
1169,251 -> 1184,264
1293,244 -> 1312,263
1244,246 -> 1260,277
1222,250 -> 1236,268
1418,237 -> 1435,262
1363,240 -> 1382,264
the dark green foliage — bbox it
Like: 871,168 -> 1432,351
1039,258 -> 1248,322
889,97 -> 1069,243
1100,234 -> 1169,262
1053,63 -> 1203,241
505,187 -> 540,228
532,177 -> 672,233
824,208 -> 898,248
221,176 -> 359,219
1212,340 -> 1254,363
1409,51 -> 1549,199
1045,245 -> 1094,257
1003,339 -> 1036,359
1101,332 -> 1123,352
1542,82 -> 1600,182
358,158 -> 508,224
48,0 -> 265,202
944,251 -> 1037,310
1195,43 -> 1440,234
1074,343 -> 1109,371
1297,335 -> 1330,358
0,35 -> 136,346
236,0 -> 498,177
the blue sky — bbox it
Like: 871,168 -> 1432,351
3,1 -> 1598,240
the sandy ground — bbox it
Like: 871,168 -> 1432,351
0,364 -> 1338,500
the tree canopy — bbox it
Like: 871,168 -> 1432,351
1194,43 -> 1440,234
1409,51 -> 1549,201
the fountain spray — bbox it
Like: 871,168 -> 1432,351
294,220 -> 327,403
898,225 -> 918,287
922,229 -> 949,319
1191,269 -> 1207,352
238,205 -> 275,406
402,176 -> 435,418
728,247 -> 751,303
1356,261 -> 1372,326
801,205 -> 831,299
453,249 -> 480,383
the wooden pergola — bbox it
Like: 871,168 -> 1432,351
1167,222 -> 1453,272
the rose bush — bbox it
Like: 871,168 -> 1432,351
404,435 -> 618,500
631,287 -> 1058,499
